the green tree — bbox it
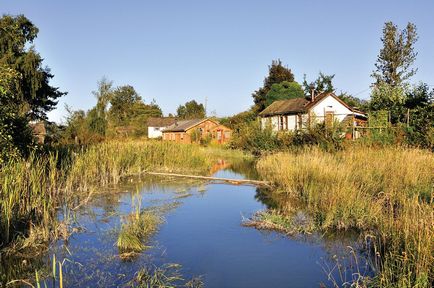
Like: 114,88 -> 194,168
176,100 -> 206,119
405,82 -> 433,109
88,77 -> 113,136
265,81 -> 304,107
0,14 -> 65,158
337,92 -> 368,110
371,22 -> 418,87
0,15 -> 65,120
108,85 -> 141,126
302,72 -> 335,97
252,59 -> 295,111
0,65 -> 33,162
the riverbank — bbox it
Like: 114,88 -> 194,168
254,147 -> 433,287
0,140 -> 248,251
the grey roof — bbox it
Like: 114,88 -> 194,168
163,119 -> 208,132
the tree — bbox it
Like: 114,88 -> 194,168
108,85 -> 141,126
176,100 -> 206,119
0,15 -> 65,120
371,22 -> 418,87
302,72 -> 335,97
88,77 -> 113,136
252,59 -> 295,111
265,81 -> 304,107
405,82 -> 433,109
337,92 -> 368,110
0,65 -> 33,162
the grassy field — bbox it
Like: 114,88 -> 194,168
0,140 -> 245,250
256,147 -> 433,287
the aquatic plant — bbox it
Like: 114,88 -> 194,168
117,191 -> 162,255
131,263 -> 204,288
255,147 -> 434,287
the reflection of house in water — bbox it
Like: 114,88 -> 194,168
29,122 -> 47,144
162,118 -> 232,144
209,159 -> 231,175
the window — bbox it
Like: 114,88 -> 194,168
154,127 -> 160,131
279,116 -> 286,131
180,133 -> 184,140
224,131 -> 230,139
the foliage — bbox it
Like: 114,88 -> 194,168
0,14 -> 66,120
61,80 -> 163,143
371,22 -> 418,86
256,147 -> 434,287
0,65 -> 33,162
405,105 -> 434,149
370,82 -> 408,123
302,72 -> 335,97
264,81 -> 304,107
219,108 -> 258,129
0,15 -> 65,160
336,92 -> 368,110
252,59 -> 295,111
230,121 -> 280,154
405,82 -> 433,109
230,120 -> 345,154
176,100 -> 205,119
108,85 -> 141,126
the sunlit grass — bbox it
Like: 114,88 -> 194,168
256,147 -> 434,287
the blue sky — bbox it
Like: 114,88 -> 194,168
2,0 -> 434,123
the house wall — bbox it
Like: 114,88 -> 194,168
309,96 -> 353,123
210,124 -> 232,144
261,115 -> 298,132
162,120 -> 232,144
148,126 -> 165,138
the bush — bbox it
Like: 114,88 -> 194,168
230,120 -> 345,153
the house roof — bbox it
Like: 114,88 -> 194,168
258,98 -> 310,117
163,118 -> 216,132
259,92 -> 367,117
147,117 -> 177,127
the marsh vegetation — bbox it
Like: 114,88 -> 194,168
254,147 -> 434,287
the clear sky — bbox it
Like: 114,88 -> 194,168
1,0 -> 433,123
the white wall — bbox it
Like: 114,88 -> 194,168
310,95 -> 353,122
148,126 -> 164,138
261,115 -> 298,132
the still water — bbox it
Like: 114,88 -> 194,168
2,162 -> 369,287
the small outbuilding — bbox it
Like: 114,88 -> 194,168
147,117 -> 177,138
162,118 -> 232,144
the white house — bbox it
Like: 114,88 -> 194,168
147,117 -> 177,138
258,92 -> 367,136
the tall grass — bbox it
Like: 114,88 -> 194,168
256,147 -> 434,287
0,140 -> 235,250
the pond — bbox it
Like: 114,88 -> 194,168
1,160 -> 371,287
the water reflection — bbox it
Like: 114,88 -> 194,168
1,159 -> 373,287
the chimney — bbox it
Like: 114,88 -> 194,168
311,88 -> 315,102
